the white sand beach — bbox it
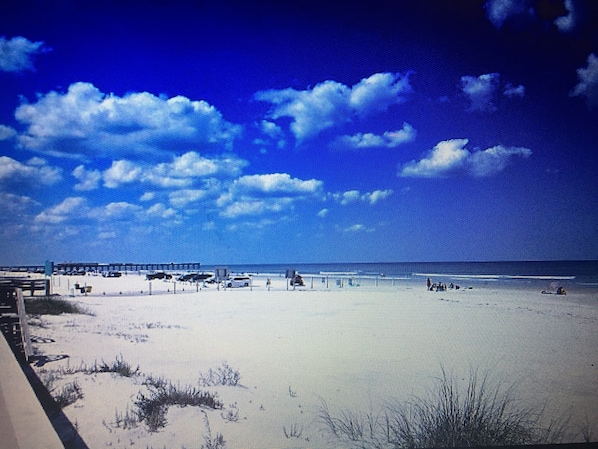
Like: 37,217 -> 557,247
23,272 -> 598,448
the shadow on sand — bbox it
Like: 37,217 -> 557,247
22,357 -> 90,449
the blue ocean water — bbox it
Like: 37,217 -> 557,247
202,260 -> 598,289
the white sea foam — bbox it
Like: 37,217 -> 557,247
413,273 -> 575,281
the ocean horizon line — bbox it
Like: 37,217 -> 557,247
2,258 -> 597,267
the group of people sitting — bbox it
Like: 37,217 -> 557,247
426,278 -> 460,292
542,286 -> 567,295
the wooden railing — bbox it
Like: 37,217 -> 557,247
0,287 -> 32,362
0,278 -> 50,296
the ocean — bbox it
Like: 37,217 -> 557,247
201,260 -> 598,290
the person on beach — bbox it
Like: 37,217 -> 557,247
427,278 -> 432,290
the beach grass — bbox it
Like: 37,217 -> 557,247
135,382 -> 223,432
319,367 -> 571,448
90,355 -> 140,377
53,380 -> 84,408
24,295 -> 91,316
39,369 -> 84,409
49,355 -> 140,378
201,411 -> 227,449
198,361 -> 242,387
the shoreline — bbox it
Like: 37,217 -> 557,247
5,267 -> 595,294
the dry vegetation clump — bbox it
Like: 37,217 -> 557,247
88,355 -> 141,377
135,381 -> 223,432
25,295 -> 91,316
319,368 -> 573,448
49,355 -> 140,378
39,355 -> 140,409
198,361 -> 242,387
40,369 -> 84,409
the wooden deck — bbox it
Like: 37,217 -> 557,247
0,289 -> 63,449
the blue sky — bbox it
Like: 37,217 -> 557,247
0,0 -> 597,265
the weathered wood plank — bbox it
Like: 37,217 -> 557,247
15,289 -> 32,362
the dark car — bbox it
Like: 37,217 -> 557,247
178,273 -> 197,282
146,272 -> 172,280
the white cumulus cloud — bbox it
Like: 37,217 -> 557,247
0,125 -> 16,140
72,165 -> 102,191
255,72 -> 412,142
219,197 -> 293,218
0,36 -> 47,72
570,53 -> 598,110
15,82 -> 242,158
231,173 -> 323,195
146,203 -> 179,220
337,190 -> 361,205
331,122 -> 416,150
460,73 -> 501,112
485,0 -> 532,28
363,189 -> 393,205
467,145 -> 532,177
217,173 -> 323,219
503,83 -> 525,98
333,189 -> 393,205
0,156 -> 62,186
398,139 -> 531,178
343,223 -> 374,233
88,201 -> 143,221
0,192 -> 39,215
461,73 -> 525,111
349,72 -> 412,117
34,197 -> 87,224
79,152 -> 247,190
554,0 -> 577,32
168,189 -> 208,208
399,139 -> 470,178
103,160 -> 144,188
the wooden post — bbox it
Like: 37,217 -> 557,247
15,288 -> 32,362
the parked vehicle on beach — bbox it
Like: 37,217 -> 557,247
178,273 -> 214,282
227,276 -> 251,288
102,271 -> 122,277
146,272 -> 172,280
